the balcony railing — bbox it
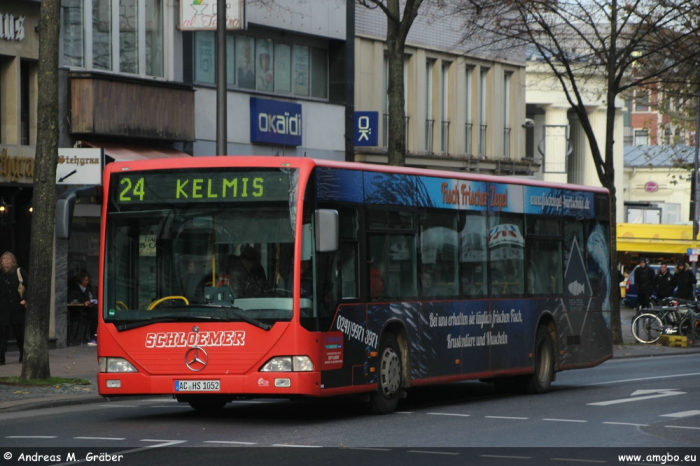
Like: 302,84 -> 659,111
426,119 -> 435,154
441,121 -> 450,155
465,122 -> 473,157
383,114 -> 410,150
478,124 -> 487,158
503,127 -> 511,159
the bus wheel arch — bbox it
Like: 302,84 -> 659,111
536,314 -> 559,374
518,323 -> 556,394
369,324 -> 408,414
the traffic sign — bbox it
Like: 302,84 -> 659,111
690,255 -> 698,263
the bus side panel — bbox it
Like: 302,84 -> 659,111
488,299 -> 529,371
417,301 -> 463,378
459,300 -> 490,375
558,297 -> 613,368
321,304 -> 371,389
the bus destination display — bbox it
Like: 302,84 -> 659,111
115,171 -> 291,204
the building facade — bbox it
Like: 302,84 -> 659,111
353,6 -> 531,174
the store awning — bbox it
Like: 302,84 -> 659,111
80,141 -> 190,162
617,223 -> 695,254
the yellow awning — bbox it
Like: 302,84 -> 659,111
617,223 -> 695,254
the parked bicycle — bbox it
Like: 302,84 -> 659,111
631,298 -> 692,344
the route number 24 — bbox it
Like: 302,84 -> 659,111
120,177 -> 145,202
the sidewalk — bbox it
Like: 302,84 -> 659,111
0,309 -> 698,412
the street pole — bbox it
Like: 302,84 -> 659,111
216,0 -> 227,156
694,87 -> 700,295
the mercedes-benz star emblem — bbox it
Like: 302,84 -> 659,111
185,347 -> 208,372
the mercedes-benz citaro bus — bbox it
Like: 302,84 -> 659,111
57,156 -> 613,414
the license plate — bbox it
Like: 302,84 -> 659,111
175,380 -> 220,392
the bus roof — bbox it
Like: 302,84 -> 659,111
104,156 -> 609,195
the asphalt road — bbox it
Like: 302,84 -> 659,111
0,353 -> 698,465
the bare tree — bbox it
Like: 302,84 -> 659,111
358,0 -> 425,166
457,0 -> 700,344
21,0 -> 61,380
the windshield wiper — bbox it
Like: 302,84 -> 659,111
114,309 -> 272,332
115,315 -> 228,332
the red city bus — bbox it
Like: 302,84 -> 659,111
58,156 -> 613,414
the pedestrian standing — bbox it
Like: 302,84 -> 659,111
674,261 -> 696,301
634,257 -> 655,311
654,262 -> 676,302
0,251 -> 27,364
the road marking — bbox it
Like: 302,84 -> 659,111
660,410 -> 700,418
74,437 -> 125,441
603,422 -> 649,427
543,418 -> 587,423
204,441 -> 257,445
485,416 -> 528,420
664,425 -> 700,430
347,447 -> 392,451
587,389 -> 685,406
6,436 -> 57,439
52,439 -> 187,465
588,372 -> 700,386
140,440 -> 187,446
427,413 -> 471,417
551,458 -> 605,463
407,450 -> 459,455
272,444 -> 323,448
480,455 -> 532,459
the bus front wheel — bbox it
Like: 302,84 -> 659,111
369,333 -> 402,414
518,326 -> 554,394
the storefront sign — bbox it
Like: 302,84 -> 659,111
250,98 -> 302,147
0,14 -> 25,41
180,0 -> 242,30
354,111 -> 378,146
0,148 -> 33,182
56,148 -> 103,185
644,181 -> 658,192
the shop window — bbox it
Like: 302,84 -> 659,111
192,32 -> 328,100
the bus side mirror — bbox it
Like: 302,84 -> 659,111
315,209 -> 338,253
56,186 -> 102,239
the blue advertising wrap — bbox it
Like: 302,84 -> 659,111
250,97 -> 302,146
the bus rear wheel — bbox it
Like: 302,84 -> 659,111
187,395 -> 229,412
369,333 -> 402,414
518,326 -> 554,394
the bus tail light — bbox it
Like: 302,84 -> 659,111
260,356 -> 314,372
99,357 -> 138,373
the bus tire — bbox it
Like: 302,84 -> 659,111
188,395 -> 228,412
369,333 -> 402,414
520,326 -> 554,394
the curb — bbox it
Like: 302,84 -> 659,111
0,394 -> 168,413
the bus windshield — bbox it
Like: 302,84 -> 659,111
103,169 -> 304,327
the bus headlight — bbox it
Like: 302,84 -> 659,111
99,357 -> 138,373
260,356 -> 314,372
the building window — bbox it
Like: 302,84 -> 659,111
425,59 -> 434,153
634,130 -> 649,146
479,68 -> 488,158
465,66 -> 473,156
20,61 -> 30,146
503,72 -> 511,159
61,0 -> 165,78
441,62 -> 450,155
635,90 -> 649,111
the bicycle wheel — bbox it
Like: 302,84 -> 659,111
632,313 -> 664,344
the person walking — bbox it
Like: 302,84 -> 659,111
674,261 -> 696,301
634,257 -> 655,311
654,262 -> 676,302
0,251 -> 27,364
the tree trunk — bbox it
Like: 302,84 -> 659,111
21,0 -> 61,380
386,1 -> 406,166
